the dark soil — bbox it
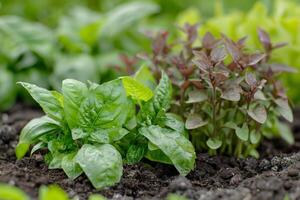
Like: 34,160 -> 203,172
1,104 -> 300,200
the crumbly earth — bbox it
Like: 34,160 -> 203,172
1,104 -> 300,200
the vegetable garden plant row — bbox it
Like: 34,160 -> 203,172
0,23 -> 299,199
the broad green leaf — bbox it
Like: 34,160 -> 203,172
235,123 -> 249,141
140,125 -> 195,175
0,183 -> 30,200
126,144 -> 147,164
185,113 -> 208,130
145,149 -> 172,165
250,130 -> 261,144
62,79 -> 88,129
275,99 -> 293,122
162,113 -> 185,134
121,76 -> 153,101
61,152 -> 83,180
153,71 -> 172,112
16,116 -> 60,159
247,104 -> 267,124
206,138 -> 222,149
17,82 -> 64,123
89,128 -> 129,144
39,185 -> 69,200
77,79 -> 133,131
102,2 -> 159,37
76,144 -> 123,189
134,64 -> 156,90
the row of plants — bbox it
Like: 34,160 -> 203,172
0,183 -> 105,200
176,0 -> 300,103
15,28 -> 294,189
0,183 -> 186,200
0,1 -> 160,111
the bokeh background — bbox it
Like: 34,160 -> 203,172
0,0 -> 299,110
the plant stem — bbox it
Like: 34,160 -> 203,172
212,86 -> 217,137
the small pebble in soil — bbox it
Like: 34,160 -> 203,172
287,168 -> 299,177
169,176 -> 192,191
229,174 -> 242,185
258,159 -> 271,171
219,168 -> 235,179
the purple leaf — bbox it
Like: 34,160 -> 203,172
246,53 -> 265,66
211,46 -> 227,63
202,32 -> 216,49
245,72 -> 257,87
257,28 -> 272,50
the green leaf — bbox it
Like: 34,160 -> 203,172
250,130 -> 261,144
162,113 -> 185,133
185,113 -> 208,130
17,82 -> 64,123
134,64 -> 156,90
48,153 -> 64,169
247,104 -> 267,124
140,125 -> 195,176
89,128 -> 129,144
126,144 -> 147,164
235,123 -> 249,141
39,185 -> 69,200
62,79 -> 88,129
88,194 -> 107,200
275,99 -> 293,122
221,85 -> 241,102
30,142 -> 46,155
206,138 -> 222,149
153,71 -> 172,112
121,76 -> 154,101
61,152 -> 83,180
224,121 -> 238,129
79,79 -> 133,131
102,1 -> 159,37
0,68 -> 16,111
186,90 -> 208,103
51,55 -> 99,91
145,149 -> 172,165
76,144 -> 123,189
16,116 -> 60,159
278,122 -> 294,145
71,128 -> 89,140
0,183 -> 30,200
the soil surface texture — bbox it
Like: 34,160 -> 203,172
1,104 -> 300,200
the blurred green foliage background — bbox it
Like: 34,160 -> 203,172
0,0 -> 299,110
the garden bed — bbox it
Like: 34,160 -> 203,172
1,104 -> 300,200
